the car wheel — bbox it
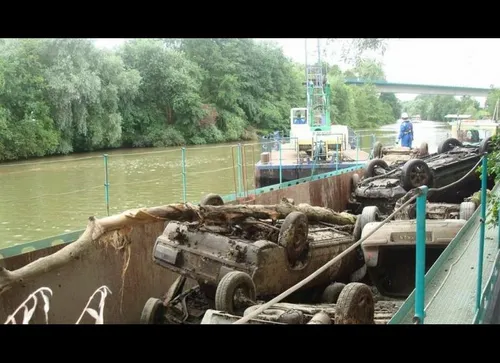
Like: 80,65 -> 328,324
200,193 -> 224,206
359,206 -> 380,233
419,142 -> 429,156
437,137 -> 462,154
400,159 -> 433,190
364,159 -> 389,179
334,283 -> 375,324
278,211 -> 310,266
479,136 -> 493,154
459,201 -> 477,220
321,282 -> 346,304
372,142 -> 384,158
215,271 -> 256,315
140,297 -> 165,324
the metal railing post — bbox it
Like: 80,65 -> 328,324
237,144 -> 243,197
476,154 -> 488,310
414,185 -> 428,324
356,134 -> 360,162
279,140 -> 283,185
335,143 -> 339,171
498,201 -> 500,250
181,147 -> 187,203
103,154 -> 110,216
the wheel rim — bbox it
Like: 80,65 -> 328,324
233,287 -> 254,312
409,165 -> 429,187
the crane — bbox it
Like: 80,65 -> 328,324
290,39 -> 348,161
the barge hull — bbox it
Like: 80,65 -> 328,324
0,168 -> 363,324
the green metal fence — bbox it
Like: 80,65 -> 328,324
395,153 -> 500,324
0,132 -> 378,258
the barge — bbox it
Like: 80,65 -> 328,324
254,39 -> 369,189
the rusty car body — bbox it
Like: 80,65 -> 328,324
371,141 -> 429,166
349,137 -> 493,215
139,194 -> 365,323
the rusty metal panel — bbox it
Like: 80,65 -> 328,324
253,182 -> 311,206
0,221 -> 180,324
308,170 -> 361,211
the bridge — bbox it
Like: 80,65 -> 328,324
344,78 -> 492,97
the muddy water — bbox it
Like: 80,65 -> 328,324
0,121 -> 451,247
356,120 -> 451,153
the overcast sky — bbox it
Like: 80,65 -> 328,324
93,38 -> 500,102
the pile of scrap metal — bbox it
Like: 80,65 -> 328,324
140,194 -> 370,324
349,137 -> 494,215
200,284 -> 403,325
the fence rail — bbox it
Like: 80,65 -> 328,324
402,153 -> 500,324
1,133 -> 499,324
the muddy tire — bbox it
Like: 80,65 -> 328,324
215,271 -> 256,315
253,240 -> 278,249
401,159 -> 433,190
350,264 -> 367,282
419,142 -> 429,156
321,282 -> 346,304
360,206 -> 380,233
459,201 -> 476,220
334,283 -> 374,324
351,173 -> 360,191
140,297 -> 164,324
364,158 -> 389,178
278,310 -> 306,324
372,142 -> 384,158
200,193 -> 224,206
164,275 -> 186,305
278,211 -> 309,265
352,216 -> 362,241
479,136 -> 493,154
437,137 -> 462,154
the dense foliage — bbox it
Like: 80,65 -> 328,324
401,94 -> 488,121
0,38 -> 403,162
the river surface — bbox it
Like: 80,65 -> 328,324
0,120 -> 451,247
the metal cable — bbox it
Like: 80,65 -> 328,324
233,190 -> 422,324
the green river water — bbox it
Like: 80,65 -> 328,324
0,121 -> 451,248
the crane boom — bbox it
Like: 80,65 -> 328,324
305,39 -> 331,132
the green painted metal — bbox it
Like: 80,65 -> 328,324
0,163 -> 365,260
414,185 -> 428,324
476,155 -> 488,310
389,179 -> 500,324
335,143 -> 339,171
236,144 -> 243,195
356,135 -> 359,162
103,154 -> 110,216
388,209 -> 479,324
181,147 -> 187,203
324,82 -> 331,129
279,142 -> 283,185
473,250 -> 500,324
0,230 -> 84,259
